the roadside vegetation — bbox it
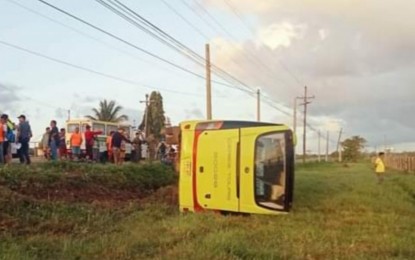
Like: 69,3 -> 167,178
1,162 -> 414,259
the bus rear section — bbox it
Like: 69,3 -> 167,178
179,120 -> 294,215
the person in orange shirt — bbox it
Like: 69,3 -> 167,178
70,127 -> 83,161
106,131 -> 114,163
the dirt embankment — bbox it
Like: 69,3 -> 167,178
6,177 -> 178,206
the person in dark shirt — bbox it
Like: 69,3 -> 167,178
59,128 -> 68,160
17,115 -> 32,165
111,128 -> 131,165
49,120 -> 60,161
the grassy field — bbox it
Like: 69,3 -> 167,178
1,162 -> 415,259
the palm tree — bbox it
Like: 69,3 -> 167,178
86,99 -> 129,122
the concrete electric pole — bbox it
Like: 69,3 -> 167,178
140,94 -> 150,138
326,131 -> 330,162
293,98 -> 297,138
318,130 -> 321,162
297,86 -> 315,164
205,43 -> 212,120
337,128 -> 343,162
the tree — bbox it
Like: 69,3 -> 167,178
86,100 -> 128,122
139,91 -> 166,140
341,136 -> 367,162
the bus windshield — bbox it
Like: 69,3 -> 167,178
255,132 -> 286,210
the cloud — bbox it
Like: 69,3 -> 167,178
203,0 -> 415,147
257,22 -> 306,49
0,82 -> 22,116
73,93 -> 100,104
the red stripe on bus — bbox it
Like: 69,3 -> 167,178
192,130 -> 204,212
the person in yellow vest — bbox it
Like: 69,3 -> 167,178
374,152 -> 386,183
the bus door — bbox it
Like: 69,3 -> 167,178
196,129 -> 239,212
239,128 -> 293,213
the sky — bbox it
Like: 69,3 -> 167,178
1,0 -> 414,153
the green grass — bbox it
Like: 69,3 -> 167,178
1,162 -> 415,259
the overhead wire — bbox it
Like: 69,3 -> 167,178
221,0 -> 333,136
35,0 -> 251,93
32,0 -> 304,125
0,40 -> 205,97
95,0 -> 256,94
191,0 -> 282,81
5,0 -> 196,78
109,0 -> 254,93
159,0 -> 210,41
99,0 -> 306,123
179,0 -> 282,88
35,0 -> 214,85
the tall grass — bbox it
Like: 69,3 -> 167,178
1,162 -> 414,259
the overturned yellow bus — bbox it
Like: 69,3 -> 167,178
179,120 -> 295,215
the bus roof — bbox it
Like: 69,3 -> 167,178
66,118 -> 131,126
180,120 -> 285,128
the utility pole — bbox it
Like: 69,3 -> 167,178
337,128 -> 343,162
140,94 -> 150,138
293,98 -> 298,163
318,130 -> 321,162
205,43 -> 212,120
326,131 -> 329,162
293,98 -> 297,137
67,110 -> 71,121
256,89 -> 261,122
297,86 -> 315,164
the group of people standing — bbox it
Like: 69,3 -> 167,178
40,123 -> 103,162
40,123 -> 139,166
0,114 -> 32,165
1,115 -> 177,167
40,120 -> 68,161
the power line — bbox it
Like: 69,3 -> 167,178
192,0 -> 277,75
180,0 -> 281,87
179,0 -> 223,37
34,0 -> 300,121
96,0 -> 205,68
107,0 -> 248,91
5,0 -> 196,78
35,0 -> 213,84
159,0 -> 209,41
36,0 -> 253,94
0,40 -> 204,97
223,0 -> 256,35
95,0 -> 256,94
191,0 -> 294,89
7,0 -> 234,96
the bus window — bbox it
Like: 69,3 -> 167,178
255,132 -> 286,210
67,123 -> 80,133
107,125 -> 118,135
93,123 -> 106,134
